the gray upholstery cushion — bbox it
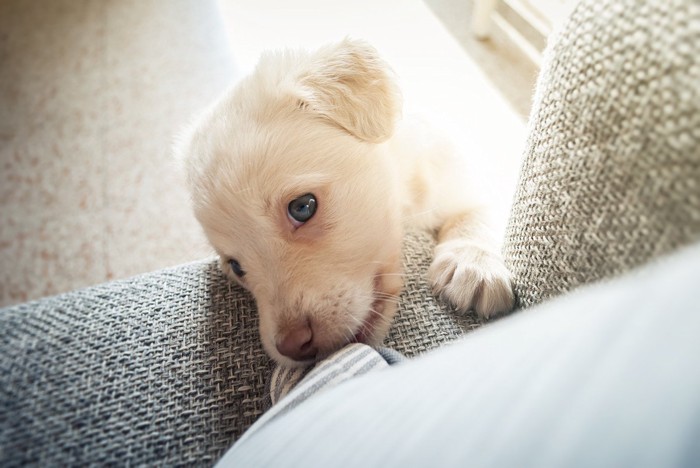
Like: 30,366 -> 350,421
0,229 -> 477,466
504,0 -> 700,308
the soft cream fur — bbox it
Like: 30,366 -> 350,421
177,39 -> 514,366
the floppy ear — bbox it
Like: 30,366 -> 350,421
297,38 -> 402,143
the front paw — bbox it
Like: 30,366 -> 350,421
428,239 -> 514,319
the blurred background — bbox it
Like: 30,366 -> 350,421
0,0 -> 573,307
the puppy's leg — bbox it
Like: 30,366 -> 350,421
428,208 -> 514,319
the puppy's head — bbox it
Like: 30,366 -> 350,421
178,39 -> 404,366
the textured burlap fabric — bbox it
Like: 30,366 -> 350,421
504,0 -> 700,308
0,229 -> 478,466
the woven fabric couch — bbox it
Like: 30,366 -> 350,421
1,229 -> 478,466
1,0 -> 698,465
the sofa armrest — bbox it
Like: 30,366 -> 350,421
504,0 -> 700,308
0,229 -> 475,465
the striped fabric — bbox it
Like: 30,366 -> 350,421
268,346 -> 406,407
257,344 -> 399,441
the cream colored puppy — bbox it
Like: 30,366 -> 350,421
178,39 -> 514,366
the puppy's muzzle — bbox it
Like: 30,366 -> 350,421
276,320 -> 317,361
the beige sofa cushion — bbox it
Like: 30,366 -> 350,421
504,0 -> 700,308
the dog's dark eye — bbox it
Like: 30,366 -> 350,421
228,258 -> 245,277
288,193 -> 317,224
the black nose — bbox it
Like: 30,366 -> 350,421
276,322 -> 317,361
